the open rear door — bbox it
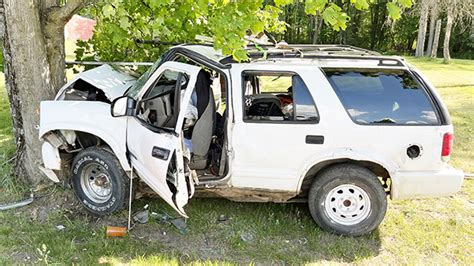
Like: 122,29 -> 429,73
126,62 -> 200,217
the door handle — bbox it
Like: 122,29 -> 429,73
306,135 -> 324,145
152,146 -> 170,160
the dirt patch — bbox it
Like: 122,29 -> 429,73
129,222 -> 235,262
10,251 -> 38,264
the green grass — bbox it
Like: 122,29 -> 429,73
0,74 -> 25,203
0,57 -> 473,264
406,57 -> 474,88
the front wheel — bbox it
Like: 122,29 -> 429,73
308,164 -> 387,236
71,147 -> 129,216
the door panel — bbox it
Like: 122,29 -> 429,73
230,66 -> 326,192
126,62 -> 200,217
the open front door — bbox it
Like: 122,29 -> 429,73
126,62 -> 200,217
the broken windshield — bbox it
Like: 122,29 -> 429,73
125,56 -> 163,99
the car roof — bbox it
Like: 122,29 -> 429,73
171,44 -> 408,69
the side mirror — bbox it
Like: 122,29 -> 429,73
111,96 -> 136,117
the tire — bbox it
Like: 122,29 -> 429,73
308,164 -> 387,236
71,147 -> 129,216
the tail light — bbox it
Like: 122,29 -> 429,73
441,132 -> 454,161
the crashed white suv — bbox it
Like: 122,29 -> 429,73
39,45 -> 464,236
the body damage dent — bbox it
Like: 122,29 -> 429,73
55,64 -> 136,101
40,101 -> 131,173
195,186 -> 297,203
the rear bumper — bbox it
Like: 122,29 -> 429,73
391,167 -> 464,200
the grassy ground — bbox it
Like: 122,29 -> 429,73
0,57 -> 473,264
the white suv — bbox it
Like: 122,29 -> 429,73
39,45 -> 464,236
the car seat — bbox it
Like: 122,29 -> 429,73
190,70 -> 216,170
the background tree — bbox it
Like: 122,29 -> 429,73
78,0 -> 413,64
443,1 -> 456,62
414,0 -> 429,57
430,19 -> 442,58
443,0 -> 473,62
426,1 -> 439,56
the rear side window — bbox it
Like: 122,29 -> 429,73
241,72 -> 319,122
324,69 -> 439,125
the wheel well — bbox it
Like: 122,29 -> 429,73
55,130 -> 113,161
299,159 -> 391,197
74,131 -> 109,149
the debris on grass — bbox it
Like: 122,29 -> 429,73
240,231 -> 255,243
150,210 -> 188,234
217,214 -> 229,222
55,225 -> 65,231
150,211 -> 173,223
133,210 -> 149,224
171,218 -> 188,235
105,226 -> 127,237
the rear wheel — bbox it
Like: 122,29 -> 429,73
308,164 -> 387,236
71,147 -> 129,216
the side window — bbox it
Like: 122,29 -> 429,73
242,72 -> 319,122
324,68 -> 439,125
137,69 -> 188,129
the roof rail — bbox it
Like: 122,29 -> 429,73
220,51 -> 406,67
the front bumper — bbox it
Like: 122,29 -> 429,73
391,166 -> 464,200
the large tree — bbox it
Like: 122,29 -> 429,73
415,0 -> 430,57
1,0 -> 96,184
2,0 -> 411,185
442,0 -> 473,63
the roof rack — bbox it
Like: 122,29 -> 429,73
246,44 -> 380,56
220,44 -> 405,67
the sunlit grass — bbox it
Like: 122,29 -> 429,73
406,56 -> 474,88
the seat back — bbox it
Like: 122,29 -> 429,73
191,70 -> 215,169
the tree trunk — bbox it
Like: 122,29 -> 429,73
470,15 -> 474,40
415,0 -> 430,57
431,19 -> 442,58
369,3 -> 380,50
312,12 -> 322,44
42,1 -> 68,90
2,0 -> 57,184
426,3 -> 438,56
2,0 -> 91,185
443,6 -> 454,63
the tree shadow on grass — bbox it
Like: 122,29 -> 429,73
2,192 -> 382,264
94,197 -> 382,264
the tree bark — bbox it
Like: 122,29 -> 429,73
312,12 -> 322,44
2,0 -> 94,185
3,0 -> 57,184
443,6 -> 454,63
415,0 -> 430,57
426,3 -> 438,56
431,19 -> 442,58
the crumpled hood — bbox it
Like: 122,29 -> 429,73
55,64 -> 137,101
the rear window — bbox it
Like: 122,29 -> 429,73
324,69 -> 439,125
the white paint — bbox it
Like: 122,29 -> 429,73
125,61 -> 200,217
41,142 -> 61,170
391,167 -> 464,199
39,101 -> 130,171
39,165 -> 60,183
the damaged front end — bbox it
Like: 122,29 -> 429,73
39,64 -> 135,183
55,64 -> 136,103
39,130 -> 78,182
